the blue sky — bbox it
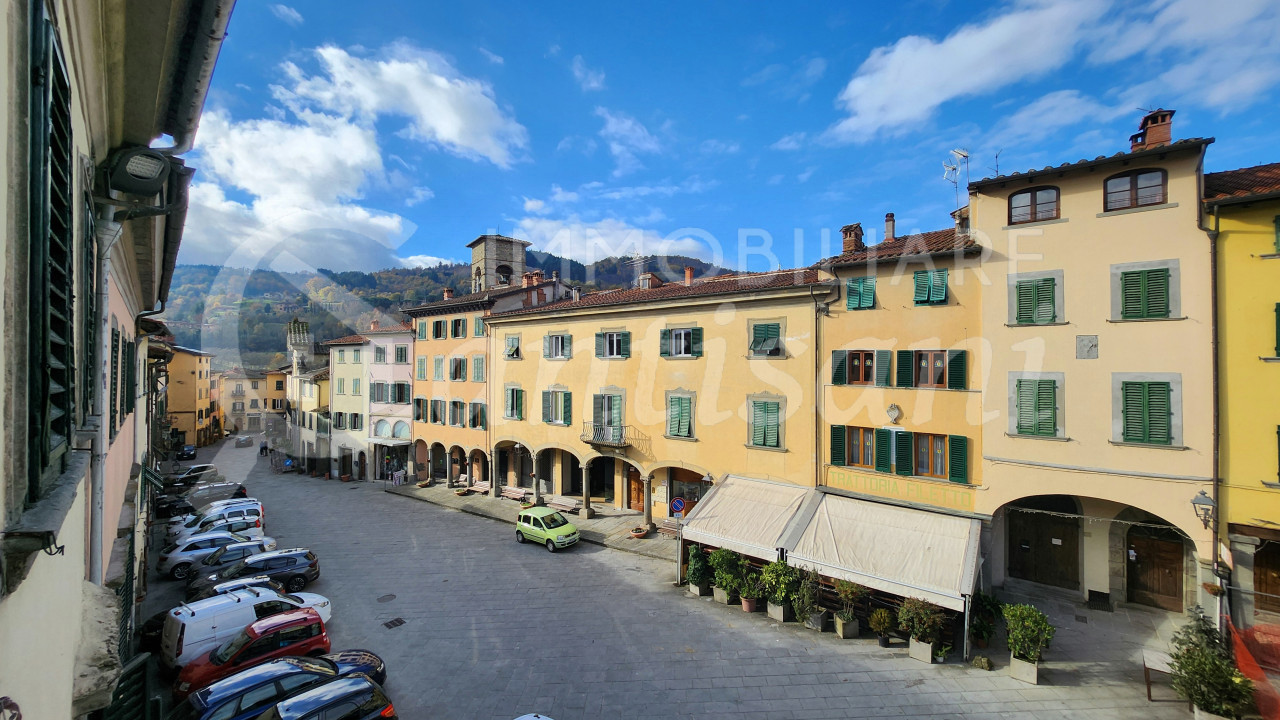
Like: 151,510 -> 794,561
179,0 -> 1280,273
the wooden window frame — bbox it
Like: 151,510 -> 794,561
849,426 -> 874,468
1104,169 -> 1167,211
847,350 -> 875,385
1008,186 -> 1060,225
451,318 -> 466,339
914,350 -> 947,388
915,433 -> 948,479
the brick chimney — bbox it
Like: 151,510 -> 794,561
684,266 -> 694,286
884,213 -> 895,242
1130,108 -> 1175,152
840,223 -> 865,254
369,319 -> 381,330
521,272 -> 533,288
442,288 -> 453,300
531,269 -> 544,284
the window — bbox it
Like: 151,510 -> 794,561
433,356 -> 444,381
469,402 -> 487,429
394,382 -> 411,404
432,320 -> 445,339
1275,302 -> 1280,357
846,277 -> 876,310
375,346 -> 387,364
416,356 -> 427,381
1274,216 -> 1280,253
1015,277 -> 1057,324
542,389 -> 572,425
660,328 -> 703,358
336,378 -> 345,394
430,400 -> 444,424
249,399 -> 259,409
275,380 -> 284,391
1015,379 -> 1057,436
250,380 -> 259,390
337,349 -> 345,363
749,400 -> 781,448
544,333 -> 572,359
474,315 -> 485,337
449,400 -> 466,427
333,412 -> 346,430
505,335 -> 521,359
449,357 -> 467,381
394,345 -> 408,364
667,395 -> 693,438
352,349 -> 360,363
350,413 -> 363,430
914,350 -> 947,388
504,387 -> 524,420
895,349 -> 967,390
417,321 -> 428,340
1009,187 -> 1060,224
352,378 -> 361,395
272,399 -> 283,410
369,382 -> 387,403
595,331 -> 631,359
232,402 -> 244,412
412,399 -> 427,422
472,356 -> 485,382
913,269 -> 948,305
1121,381 -> 1172,445
749,322 -> 782,357
915,434 -> 948,478
832,350 -> 877,385
1105,169 -> 1166,211
1120,268 -> 1170,319
451,318 -> 466,338
830,425 -> 875,468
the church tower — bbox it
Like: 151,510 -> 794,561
467,234 -> 532,293
286,318 -> 315,373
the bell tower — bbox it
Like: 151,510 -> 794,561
467,234 -> 532,292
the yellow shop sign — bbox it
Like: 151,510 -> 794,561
824,467 -> 975,513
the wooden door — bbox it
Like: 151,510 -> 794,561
1007,508 -> 1080,590
1255,543 -> 1280,613
628,473 -> 644,512
1128,533 -> 1184,612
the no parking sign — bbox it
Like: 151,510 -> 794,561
670,497 -> 685,519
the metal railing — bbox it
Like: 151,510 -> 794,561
580,422 -> 634,447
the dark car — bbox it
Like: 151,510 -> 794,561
156,483 -> 247,519
234,436 -> 254,448
256,674 -> 395,720
187,548 -> 319,599
177,444 -> 198,460
165,653 -> 387,720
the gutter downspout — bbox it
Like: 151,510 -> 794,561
810,284 -> 824,491
152,0 -> 236,156
90,219 -> 124,584
1207,203 -> 1224,627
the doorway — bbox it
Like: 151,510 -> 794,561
627,465 -> 644,511
1127,525 -> 1185,612
1254,542 -> 1280,614
590,457 -> 614,502
1006,496 -> 1081,590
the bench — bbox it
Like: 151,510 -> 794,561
500,486 -> 528,502
546,496 -> 580,512
1142,648 -> 1176,702
658,518 -> 680,537
468,478 -> 491,494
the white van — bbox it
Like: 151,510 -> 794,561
159,586 -> 333,669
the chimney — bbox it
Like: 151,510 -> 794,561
840,223 -> 865,254
442,288 -> 453,300
531,269 -> 544,284
684,266 -> 694,286
551,270 -> 559,281
884,213 -> 895,242
571,287 -> 581,302
370,319 -> 381,330
1130,108 -> 1175,152
521,272 -> 533,288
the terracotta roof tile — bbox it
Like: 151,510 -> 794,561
817,228 -> 978,267
362,321 -> 413,334
403,281 -> 561,315
322,334 -> 367,345
969,138 -> 1212,189
1204,162 -> 1280,201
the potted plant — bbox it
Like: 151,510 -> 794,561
1169,608 -> 1254,719
739,570 -> 764,612
1003,603 -> 1056,684
708,548 -> 742,605
970,615 -> 995,649
833,580 -> 868,639
629,526 -> 648,539
792,570 -> 828,631
934,644 -> 952,663
869,608 -> 894,647
899,597 -> 946,664
455,487 -> 470,496
760,559 -> 799,622
685,546 -> 712,597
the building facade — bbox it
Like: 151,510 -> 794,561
326,335 -> 370,479
365,322 -> 415,482
221,367 -> 268,433
167,346 -> 216,447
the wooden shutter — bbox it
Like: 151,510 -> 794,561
472,356 -> 484,382
831,350 -> 847,385
874,428 -> 891,472
515,389 -> 524,420
433,356 -> 443,380
860,277 -> 876,309
562,334 -> 572,359
1035,380 -> 1056,436
691,327 -> 703,357
667,397 -> 679,436
846,279 -> 860,310
1275,303 -> 1280,357
913,272 -> 930,303
418,321 -> 427,340
874,350 -> 891,387
1015,280 -> 1036,324
659,329 -> 672,357
562,392 -> 572,425
946,349 -> 967,390
1121,382 -> 1146,442
592,394 -> 604,424
750,402 -> 766,446
1145,382 -> 1172,444
763,402 -> 779,447
830,425 -> 846,466
416,357 -> 426,380
1145,268 -> 1170,318
1034,277 -> 1056,323
619,332 -> 631,358
474,316 -> 484,336
894,430 -> 914,476
110,329 -> 120,434
1015,380 -> 1036,434
543,335 -> 552,357
677,397 -> 690,437
542,391 -> 552,423
595,333 -> 605,357
930,269 -> 948,303
1120,271 -> 1144,319
895,350 -> 914,387
947,435 -> 968,483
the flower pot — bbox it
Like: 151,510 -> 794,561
804,610 -> 829,632
340,474 -> 351,482
712,587 -> 736,605
767,601 -> 794,623
688,582 -> 711,597
741,597 -> 760,612
455,489 -> 469,496
834,616 -> 859,639
908,637 -> 937,664
877,635 -> 890,648
629,527 -> 648,539
1008,654 -> 1039,685
1192,708 -> 1232,720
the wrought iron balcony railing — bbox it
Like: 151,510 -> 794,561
580,422 -> 634,447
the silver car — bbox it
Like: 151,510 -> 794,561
172,516 -> 267,545
166,500 -> 263,542
158,531 -> 260,580
191,539 -> 278,575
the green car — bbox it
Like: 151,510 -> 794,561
515,507 -> 580,552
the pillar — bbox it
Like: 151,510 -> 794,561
531,451 -> 544,506
579,463 -> 594,519
490,447 -> 501,497
643,475 -> 654,532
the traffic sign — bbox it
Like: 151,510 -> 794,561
670,497 -> 686,514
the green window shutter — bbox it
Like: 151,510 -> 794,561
947,435 -> 968,484
667,397 -> 679,436
913,272 -> 930,303
478,404 -> 487,429
515,389 -> 524,420
110,329 -> 120,434
563,392 -> 572,425
691,327 -> 703,357
1015,280 -> 1036,324
1015,380 -> 1036,435
459,357 -> 467,379
678,397 -> 691,437
895,350 -> 914,387
860,277 -> 876,309
473,356 -> 485,382
561,334 -> 572,359
1036,380 -> 1056,436
543,335 -> 551,357
416,357 -> 426,380
620,332 -> 631,358
832,351 -> 847,385
542,391 -> 553,423
1034,277 -> 1056,323
1121,382 -> 1146,442
763,402 -> 780,447
930,269 -> 948,303
475,316 -> 484,336
433,356 -> 443,381
1120,271 -> 1144,319
830,425 -> 846,466
874,350 -> 891,387
894,430 -> 914,476
874,428 -> 892,472
593,394 -> 605,423
1275,302 -> 1280,357
1145,268 -> 1170,318
946,349 -> 967,390
750,402 -> 766,446
660,329 -> 672,357
1146,382 -> 1172,444
846,279 -> 860,310
595,333 -> 605,358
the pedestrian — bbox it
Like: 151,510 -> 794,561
259,440 -> 268,456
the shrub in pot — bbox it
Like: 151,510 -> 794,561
970,615 -> 995,649
685,545 -> 712,597
793,570 -> 828,631
708,548 -> 742,605
833,580 -> 869,639
739,570 -> 764,612
760,559 -> 799,622
1169,607 -> 1254,719
869,608 -> 894,647
899,597 -> 947,663
1002,603 -> 1056,684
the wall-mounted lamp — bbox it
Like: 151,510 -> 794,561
1191,490 -> 1216,530
107,146 -> 170,196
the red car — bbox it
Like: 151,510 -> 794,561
174,608 -> 330,699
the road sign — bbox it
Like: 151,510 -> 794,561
670,497 -> 686,514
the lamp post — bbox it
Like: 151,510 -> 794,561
1191,490 -> 1215,529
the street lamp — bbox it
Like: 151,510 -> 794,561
1191,490 -> 1216,530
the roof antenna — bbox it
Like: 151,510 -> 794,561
988,149 -> 1002,177
943,159 -> 959,210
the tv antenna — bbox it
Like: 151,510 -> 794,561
989,149 -> 1002,177
943,159 -> 960,210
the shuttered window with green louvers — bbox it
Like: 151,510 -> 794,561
846,277 -> 876,310
831,351 -> 847,385
1015,277 -> 1056,324
895,350 -> 914,387
504,387 -> 524,420
947,436 -> 968,483
830,424 -> 846,465
749,323 -> 782,356
472,356 -> 485,382
1121,381 -> 1172,444
750,401 -> 780,448
893,430 -> 913,475
874,350 -> 891,387
109,329 -> 120,438
667,396 -> 692,438
1119,268 -> 1170,319
913,269 -> 948,305
1015,379 -> 1057,436
873,428 -> 892,472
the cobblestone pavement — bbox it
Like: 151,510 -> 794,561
145,440 -> 1192,720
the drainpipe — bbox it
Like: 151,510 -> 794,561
1207,204 -> 1224,626
90,219 -> 124,584
810,284 -> 827,490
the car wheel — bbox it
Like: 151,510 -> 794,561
545,539 -> 556,553
170,563 -> 192,580
286,576 -> 307,592
515,531 -> 525,544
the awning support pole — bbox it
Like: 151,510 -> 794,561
962,594 -> 972,661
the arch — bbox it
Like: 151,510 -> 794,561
1112,506 -> 1193,612
1003,495 -> 1082,591
413,440 -> 428,479
374,419 -> 390,438
392,421 -> 410,439
429,442 -> 447,480
356,451 -> 367,481
1007,185 -> 1060,225
495,264 -> 514,285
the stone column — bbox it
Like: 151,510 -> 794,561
579,463 -> 594,519
531,451 -> 544,506
643,475 -> 655,532
490,447 -> 501,497
426,446 -> 433,485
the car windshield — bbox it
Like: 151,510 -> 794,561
281,592 -> 304,604
542,512 -> 570,529
161,542 -> 178,554
210,629 -> 253,665
203,546 -> 229,565
219,559 -> 249,578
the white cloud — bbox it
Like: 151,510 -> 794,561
400,254 -> 457,268
405,186 -> 434,207
699,139 -> 740,154
797,167 -> 816,183
547,44 -> 562,57
279,43 -> 529,167
987,90 -> 1127,148
572,55 -> 606,91
595,107 -> 662,177
269,4 -> 303,26
742,57 -> 827,101
478,47 -> 504,65
522,197 -> 547,213
517,216 -> 706,264
770,132 -> 806,151
550,184 -> 579,203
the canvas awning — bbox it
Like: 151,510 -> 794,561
780,492 -> 981,611
680,475 -> 811,562
368,438 -> 412,446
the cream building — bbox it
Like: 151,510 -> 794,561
365,321 -> 415,481
326,334 -> 370,479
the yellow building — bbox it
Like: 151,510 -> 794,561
221,368 -> 268,433
1206,162 -> 1280,621
265,367 -> 290,436
167,346 -> 217,446
969,110 -> 1217,613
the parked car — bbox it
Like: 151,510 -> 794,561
195,540 -> 278,574
158,531 -> 260,580
254,674 -> 395,720
173,609 -> 331,699
188,576 -> 285,603
177,444 -> 198,460
515,507 -> 580,552
165,464 -> 220,487
174,517 -> 267,545
167,501 -> 264,542
164,653 -> 388,720
166,498 -> 262,532
139,574 -> 284,653
156,483 -> 247,519
233,435 -> 255,448
187,548 -> 320,599
161,588 -> 334,670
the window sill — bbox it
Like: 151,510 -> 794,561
1096,202 -> 1178,218
1107,316 -> 1187,323
1002,217 -> 1068,230
1261,357 -> 1280,363
1005,432 -> 1072,442
2,449 -> 90,592
1260,253 -> 1280,260
745,444 -> 787,453
1004,321 -> 1069,327
664,435 -> 698,442
1108,440 -> 1188,450
544,356 -> 571,361
663,355 -> 702,361
830,465 -> 970,486
596,356 -> 629,361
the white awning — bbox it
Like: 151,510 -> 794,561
680,475 -> 811,562
368,438 -> 412,447
781,492 -> 981,611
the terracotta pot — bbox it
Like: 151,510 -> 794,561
340,474 -> 351,482
741,597 -> 760,612
629,527 -> 648,539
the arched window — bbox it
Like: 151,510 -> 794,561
496,264 -> 513,285
1104,169 -> 1166,211
374,419 -> 390,437
392,421 -> 410,439
1008,186 -> 1059,224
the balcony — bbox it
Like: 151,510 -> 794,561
230,389 -> 245,397
580,422 -> 635,448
